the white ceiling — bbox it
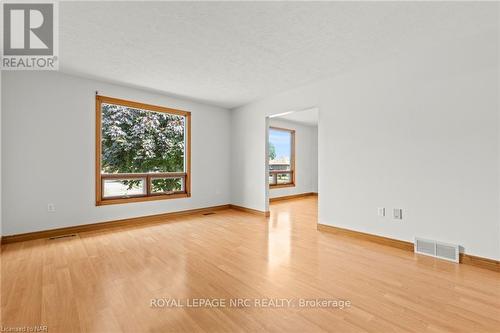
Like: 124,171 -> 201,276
274,108 -> 319,126
60,2 -> 497,109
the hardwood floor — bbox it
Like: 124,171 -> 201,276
1,197 -> 499,332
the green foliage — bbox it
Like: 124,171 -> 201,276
101,103 -> 185,191
269,142 -> 276,160
151,178 -> 183,193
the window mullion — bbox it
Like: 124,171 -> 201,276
146,175 -> 151,196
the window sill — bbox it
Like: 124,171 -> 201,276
96,192 -> 190,206
270,183 -> 295,189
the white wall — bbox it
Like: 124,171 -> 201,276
269,118 -> 318,198
311,126 -> 318,196
0,70 -> 2,237
2,71 -> 231,235
230,29 -> 500,260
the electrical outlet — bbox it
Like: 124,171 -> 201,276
377,207 -> 385,217
393,208 -> 403,220
47,203 -> 56,212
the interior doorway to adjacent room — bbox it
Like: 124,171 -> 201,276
265,107 -> 319,212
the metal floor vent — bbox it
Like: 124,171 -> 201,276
48,234 -> 77,240
415,237 -> 459,263
203,212 -> 216,216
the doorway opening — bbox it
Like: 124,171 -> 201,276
265,107 -> 319,213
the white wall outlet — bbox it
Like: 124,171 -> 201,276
377,207 -> 385,217
393,208 -> 403,220
47,203 -> 56,212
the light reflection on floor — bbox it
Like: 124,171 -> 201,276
267,211 -> 291,269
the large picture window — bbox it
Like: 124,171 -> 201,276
96,95 -> 191,205
269,127 -> 295,188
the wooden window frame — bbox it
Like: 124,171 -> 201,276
96,95 -> 191,206
269,126 -> 295,189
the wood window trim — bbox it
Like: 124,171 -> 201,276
95,95 -> 191,206
269,126 -> 295,189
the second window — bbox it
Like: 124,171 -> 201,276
269,127 -> 295,188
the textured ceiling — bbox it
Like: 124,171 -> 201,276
60,2 -> 498,108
